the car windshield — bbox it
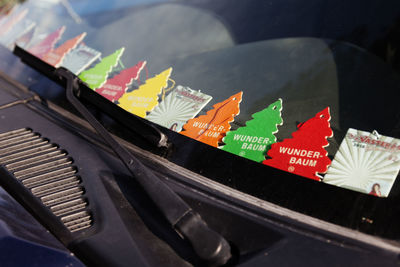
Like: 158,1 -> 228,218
1,0 -> 400,240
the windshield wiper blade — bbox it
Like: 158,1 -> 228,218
55,67 -> 231,266
13,45 -> 169,151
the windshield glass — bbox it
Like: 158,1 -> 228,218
1,0 -> 400,239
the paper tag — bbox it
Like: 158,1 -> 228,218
61,44 -> 101,75
42,32 -> 86,67
28,26 -> 65,58
146,85 -> 213,132
79,47 -> 125,89
221,99 -> 283,162
263,107 -> 333,180
324,128 -> 400,197
118,68 -> 172,118
180,92 -> 242,147
96,61 -> 146,102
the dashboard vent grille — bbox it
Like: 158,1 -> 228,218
0,128 -> 91,232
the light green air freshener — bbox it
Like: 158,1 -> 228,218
79,47 -> 125,90
221,99 -> 283,162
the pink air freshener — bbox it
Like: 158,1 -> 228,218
28,26 -> 65,58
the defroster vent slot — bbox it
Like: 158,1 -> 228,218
0,128 -> 92,233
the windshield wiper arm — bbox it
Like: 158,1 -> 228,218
55,67 -> 231,266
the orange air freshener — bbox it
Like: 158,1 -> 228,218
43,32 -> 86,67
180,92 -> 242,147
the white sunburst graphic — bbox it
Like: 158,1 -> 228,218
323,128 -> 400,197
146,85 -> 212,131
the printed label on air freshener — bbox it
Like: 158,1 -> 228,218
221,99 -> 283,162
324,128 -> 400,197
146,85 -> 213,132
180,92 -> 242,147
263,107 -> 333,181
118,68 -> 173,118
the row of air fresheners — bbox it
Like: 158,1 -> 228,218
178,95 -> 332,178
0,8 -> 102,74
0,8 -> 214,128
2,7 -> 399,198
74,59 -> 400,199
84,64 -> 214,130
79,55 -> 214,131
0,7 -> 215,129
91,59 -> 400,199
183,94 -> 400,198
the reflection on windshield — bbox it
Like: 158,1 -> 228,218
68,0 -> 167,15
1,0 -> 400,199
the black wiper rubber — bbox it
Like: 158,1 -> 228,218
13,45 -> 169,150
55,67 -> 232,266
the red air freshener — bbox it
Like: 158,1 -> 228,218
96,61 -> 146,102
263,107 -> 333,180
